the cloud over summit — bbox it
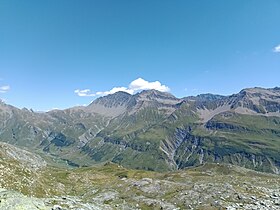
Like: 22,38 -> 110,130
129,78 -> 170,93
75,78 -> 170,97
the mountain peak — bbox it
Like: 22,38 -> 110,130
185,93 -> 226,101
89,91 -> 132,106
137,89 -> 176,99
238,87 -> 280,97
86,91 -> 133,117
109,91 -> 132,96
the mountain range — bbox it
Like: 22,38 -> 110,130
0,87 -> 279,174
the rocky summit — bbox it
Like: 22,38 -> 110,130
0,87 -> 280,209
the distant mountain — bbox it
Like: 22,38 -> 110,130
86,91 -> 133,117
184,93 -> 226,101
0,87 -> 280,173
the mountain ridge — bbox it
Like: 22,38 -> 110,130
0,87 -> 279,174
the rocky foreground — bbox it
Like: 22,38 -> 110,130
1,142 -> 280,209
0,159 -> 280,210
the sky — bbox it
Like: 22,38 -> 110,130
0,0 -> 280,111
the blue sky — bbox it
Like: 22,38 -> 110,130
0,0 -> 279,111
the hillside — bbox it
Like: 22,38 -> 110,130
0,142 -> 280,209
0,87 -> 279,174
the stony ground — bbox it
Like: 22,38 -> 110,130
1,158 -> 280,210
1,142 -> 280,209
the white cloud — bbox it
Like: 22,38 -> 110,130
0,85 -> 10,93
74,89 -> 96,97
95,87 -> 134,96
273,44 -> 280,53
129,78 -> 170,92
75,78 -> 170,97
